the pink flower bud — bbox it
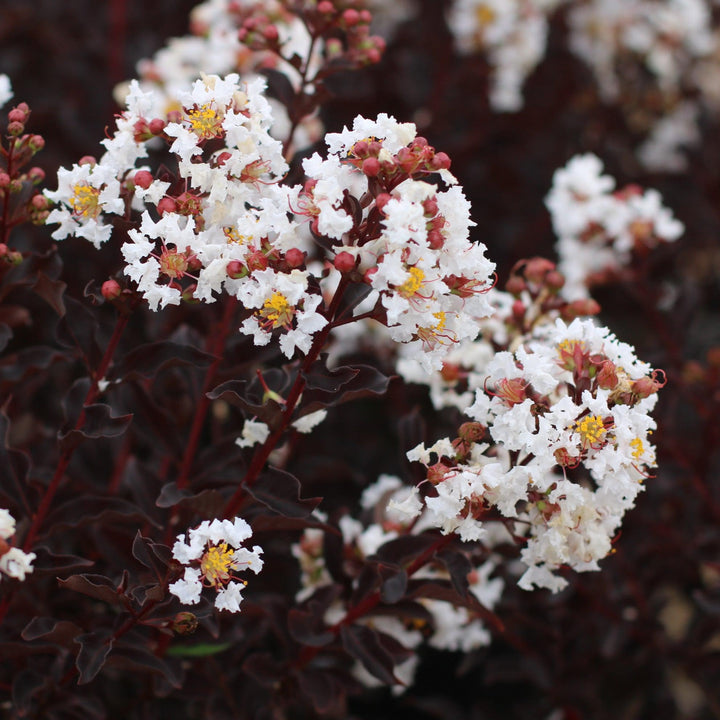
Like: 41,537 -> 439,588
263,24 -> 279,41
0,172 -> 10,189
375,193 -> 392,213
101,279 -> 122,301
285,248 -> 305,268
31,194 -> 48,209
334,251 -> 356,273
157,197 -> 177,215
226,260 -> 246,279
317,0 -> 334,13
133,170 -> 153,189
149,118 -> 166,135
429,152 -> 451,171
28,167 -> 45,184
343,8 -> 360,25
78,155 -> 97,166
362,157 -> 380,177
8,108 -> 27,124
7,121 -> 24,136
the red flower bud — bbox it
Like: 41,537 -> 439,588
133,170 -> 154,189
101,279 -> 122,301
334,251 -> 356,273
285,248 -> 305,268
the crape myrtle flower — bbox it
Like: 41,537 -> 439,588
546,154 -> 683,299
0,74 -> 12,109
301,113 -> 496,370
394,315 -> 664,592
0,509 -> 36,582
169,517 -> 263,613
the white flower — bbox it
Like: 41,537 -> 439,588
169,517 -> 263,613
0,547 -> 36,582
0,74 -> 12,109
236,419 -> 271,448
0,509 -> 16,539
291,409 -> 327,434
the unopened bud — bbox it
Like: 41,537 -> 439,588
78,155 -> 97,166
334,251 -> 356,273
133,170 -> 153,189
429,152 -> 451,171
457,421 -> 485,444
28,167 -> 45,184
0,172 -> 10,189
317,0 -> 334,13
226,260 -> 246,279
375,193 -> 392,213
101,279 -> 122,301
157,197 -> 177,215
6,121 -> 23,136
285,248 -> 305,268
149,118 -> 166,135
172,612 -> 198,635
362,157 -> 380,176
342,8 -> 360,25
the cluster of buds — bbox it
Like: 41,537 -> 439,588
1,100 -> 49,246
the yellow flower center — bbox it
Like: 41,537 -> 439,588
575,414 -> 607,447
630,437 -> 645,460
475,4 -> 496,26
224,227 -> 250,245
200,542 -> 237,588
259,292 -> 294,328
187,103 -> 223,139
398,266 -> 425,298
69,184 -> 101,219
159,249 -> 188,279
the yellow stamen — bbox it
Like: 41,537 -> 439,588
575,414 -> 607,447
224,227 -> 250,245
398,267 -> 425,298
200,542 -> 237,588
630,437 -> 645,460
259,292 -> 294,328
475,4 -> 496,26
69,184 -> 101,219
187,103 -> 223,139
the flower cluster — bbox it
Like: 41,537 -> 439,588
546,154 -> 684,300
292,475 -> 504,692
447,0 -> 566,111
301,113 -> 495,369
169,517 -> 263,613
0,510 -> 35,582
391,312 -> 664,592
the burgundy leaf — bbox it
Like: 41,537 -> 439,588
22,617 -> 84,646
75,631 -> 114,684
340,624 -> 398,685
32,271 -> 67,316
58,574 -> 125,606
245,467 -> 321,518
110,340 -> 215,381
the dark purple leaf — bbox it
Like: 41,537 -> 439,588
373,534 -> 440,566
302,360 -> 359,393
296,669 -> 347,716
0,345 -> 65,384
437,549 -> 472,598
261,68 -> 296,108
155,483 -> 226,516
75,631 -> 114,684
245,467 -> 321,518
0,409 -> 32,511
58,402 -> 133,451
300,364 -> 391,413
55,296 -> 101,368
58,574 -> 124,606
288,608 -> 334,647
31,546 -> 94,576
379,565 -> 408,604
44,496 -> 158,535
242,652 -> 285,688
110,340 -> 215,381
12,669 -> 46,715
108,643 -> 183,689
32,271 -> 67,316
340,624 -> 398,685
207,379 -> 284,426
0,322 -> 11,352
131,531 -> 164,582
22,617 -> 83,646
